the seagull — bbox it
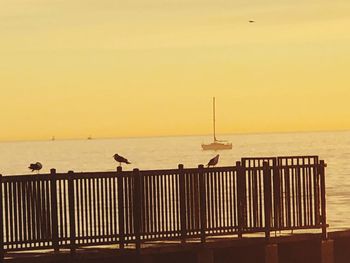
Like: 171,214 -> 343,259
207,154 -> 220,167
28,162 -> 43,173
113,154 -> 131,167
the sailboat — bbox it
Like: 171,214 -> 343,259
201,97 -> 232,151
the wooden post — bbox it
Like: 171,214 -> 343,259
236,161 -> 245,238
0,174 -> 4,261
265,244 -> 279,263
117,166 -> 125,249
133,168 -> 141,250
263,162 -> 272,240
198,165 -> 206,243
320,160 -> 327,240
67,171 -> 76,254
321,239 -> 334,263
179,164 -> 187,243
50,169 -> 59,252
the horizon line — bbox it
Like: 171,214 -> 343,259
0,128 -> 349,143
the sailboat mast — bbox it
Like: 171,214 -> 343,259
213,97 -> 216,141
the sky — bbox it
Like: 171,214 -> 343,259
1,0 -> 350,141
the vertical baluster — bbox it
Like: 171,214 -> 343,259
209,170 -> 214,232
173,173 -> 178,237
178,164 -> 186,243
0,175 -> 4,259
199,165 -> 206,243
144,174 -> 149,239
21,180 -> 27,249
206,169 -> 211,232
50,169 -> 59,252
320,160 -> 327,240
133,169 -> 141,250
68,171 -> 76,254
272,159 -> 281,231
263,162 -> 272,240
13,181 -> 18,248
237,161 -> 244,238
75,178 -> 80,245
117,167 -> 125,248
85,177 -> 89,244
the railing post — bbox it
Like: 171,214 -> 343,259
320,160 -> 327,240
236,161 -> 245,238
272,159 -> 281,231
133,168 -> 141,250
178,164 -> 187,243
117,166 -> 125,249
314,163 -> 320,226
50,169 -> 59,252
67,171 -> 76,254
198,165 -> 206,243
0,174 -> 4,261
263,162 -> 272,240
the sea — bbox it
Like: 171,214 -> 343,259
0,130 -> 349,231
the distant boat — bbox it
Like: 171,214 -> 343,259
201,97 -> 232,151
87,136 -> 92,140
51,136 -> 55,141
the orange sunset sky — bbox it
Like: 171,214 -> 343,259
1,0 -> 350,141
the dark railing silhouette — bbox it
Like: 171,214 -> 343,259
0,155 -> 327,255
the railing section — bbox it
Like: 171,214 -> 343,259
0,155 -> 327,254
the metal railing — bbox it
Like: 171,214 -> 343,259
0,155 -> 327,256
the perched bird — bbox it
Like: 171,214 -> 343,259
249,20 -> 255,23
113,154 -> 131,166
207,154 -> 220,167
28,162 -> 43,172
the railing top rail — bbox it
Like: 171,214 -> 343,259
140,168 -> 184,175
1,155 -> 324,182
1,170 -> 129,182
59,171 -> 133,180
242,155 -> 319,160
242,156 -> 277,160
201,166 -> 236,173
242,155 -> 321,166
276,163 -> 324,169
277,155 -> 319,159
2,173 -> 51,182
1,165 -> 239,182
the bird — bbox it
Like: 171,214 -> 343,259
113,154 -> 131,167
207,154 -> 220,167
28,162 -> 43,173
249,20 -> 255,23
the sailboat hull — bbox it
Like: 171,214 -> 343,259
201,142 -> 232,151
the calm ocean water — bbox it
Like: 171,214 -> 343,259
0,131 -> 349,231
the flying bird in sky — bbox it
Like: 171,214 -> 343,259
207,154 -> 219,167
249,20 -> 255,23
28,162 -> 42,172
113,154 -> 131,166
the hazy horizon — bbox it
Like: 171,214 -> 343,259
1,128 -> 349,143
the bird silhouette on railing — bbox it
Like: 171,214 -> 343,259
207,154 -> 219,167
28,162 -> 42,173
113,154 -> 131,167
